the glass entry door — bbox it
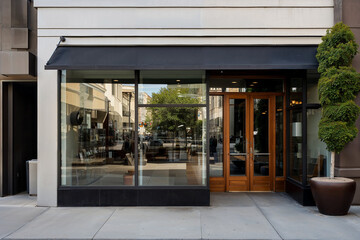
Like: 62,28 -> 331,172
226,94 -> 275,191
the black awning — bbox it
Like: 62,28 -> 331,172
45,46 -> 318,70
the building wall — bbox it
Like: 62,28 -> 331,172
34,0 -> 334,206
1,0 -> 37,197
334,0 -> 360,204
0,0 -> 37,79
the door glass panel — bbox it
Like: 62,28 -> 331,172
209,96 -> 224,177
253,98 -> 269,176
229,99 -> 246,176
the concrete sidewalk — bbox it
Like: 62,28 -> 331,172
0,193 -> 360,240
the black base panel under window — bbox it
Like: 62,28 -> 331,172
58,188 -> 210,206
286,179 -> 315,206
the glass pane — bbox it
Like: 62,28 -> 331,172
229,99 -> 247,176
289,109 -> 303,182
253,99 -> 269,176
276,96 -> 284,176
307,70 -> 320,104
138,107 -> 206,186
307,109 -> 330,183
209,78 -> 283,93
209,96 -> 224,177
139,70 -> 206,104
289,78 -> 303,106
60,70 -> 136,186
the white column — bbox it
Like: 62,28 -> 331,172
37,37 -> 59,206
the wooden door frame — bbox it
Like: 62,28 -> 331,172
209,92 -> 284,192
225,93 -> 250,192
248,94 -> 276,191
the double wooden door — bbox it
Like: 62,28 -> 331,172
210,93 -> 276,191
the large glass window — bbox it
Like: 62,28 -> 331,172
138,107 -> 206,186
287,72 -> 330,185
138,70 -> 207,186
60,70 -> 135,186
306,109 -> 328,182
61,70 -> 207,187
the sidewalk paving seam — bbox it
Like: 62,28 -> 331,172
91,207 -> 117,240
1,207 -> 50,240
247,194 -> 284,240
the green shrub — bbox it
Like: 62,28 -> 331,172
322,101 -> 360,123
317,22 -> 360,154
318,119 -> 358,153
318,67 -> 360,105
316,23 -> 358,74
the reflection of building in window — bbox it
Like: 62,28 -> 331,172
139,92 -> 151,135
62,82 -> 136,186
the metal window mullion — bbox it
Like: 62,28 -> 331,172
286,78 -> 291,180
206,71 -> 210,188
58,70 -> 62,188
302,76 -> 307,186
135,70 -> 139,187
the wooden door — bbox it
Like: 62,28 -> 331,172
225,94 -> 275,191
248,94 -> 276,191
209,93 -> 276,192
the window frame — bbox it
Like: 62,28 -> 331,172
57,70 -> 210,190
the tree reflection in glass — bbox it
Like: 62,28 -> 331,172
138,86 -> 206,186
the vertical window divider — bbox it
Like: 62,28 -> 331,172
206,71 -> 210,188
57,70 -> 62,188
135,70 -> 139,187
286,77 -> 291,181
302,74 -> 307,186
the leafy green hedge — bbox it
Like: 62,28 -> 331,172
316,22 -> 360,154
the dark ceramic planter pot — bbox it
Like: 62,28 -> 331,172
310,177 -> 356,216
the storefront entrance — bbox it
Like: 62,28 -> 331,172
225,93 -> 276,191
209,73 -> 285,192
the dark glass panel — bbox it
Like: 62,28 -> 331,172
276,96 -> 284,176
289,109 -> 303,182
229,99 -> 247,176
253,99 -> 269,176
209,78 -> 283,93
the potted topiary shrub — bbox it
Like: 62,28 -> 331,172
310,22 -> 360,216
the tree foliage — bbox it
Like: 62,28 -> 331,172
145,87 -> 201,135
316,23 -> 358,74
316,22 -> 360,153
